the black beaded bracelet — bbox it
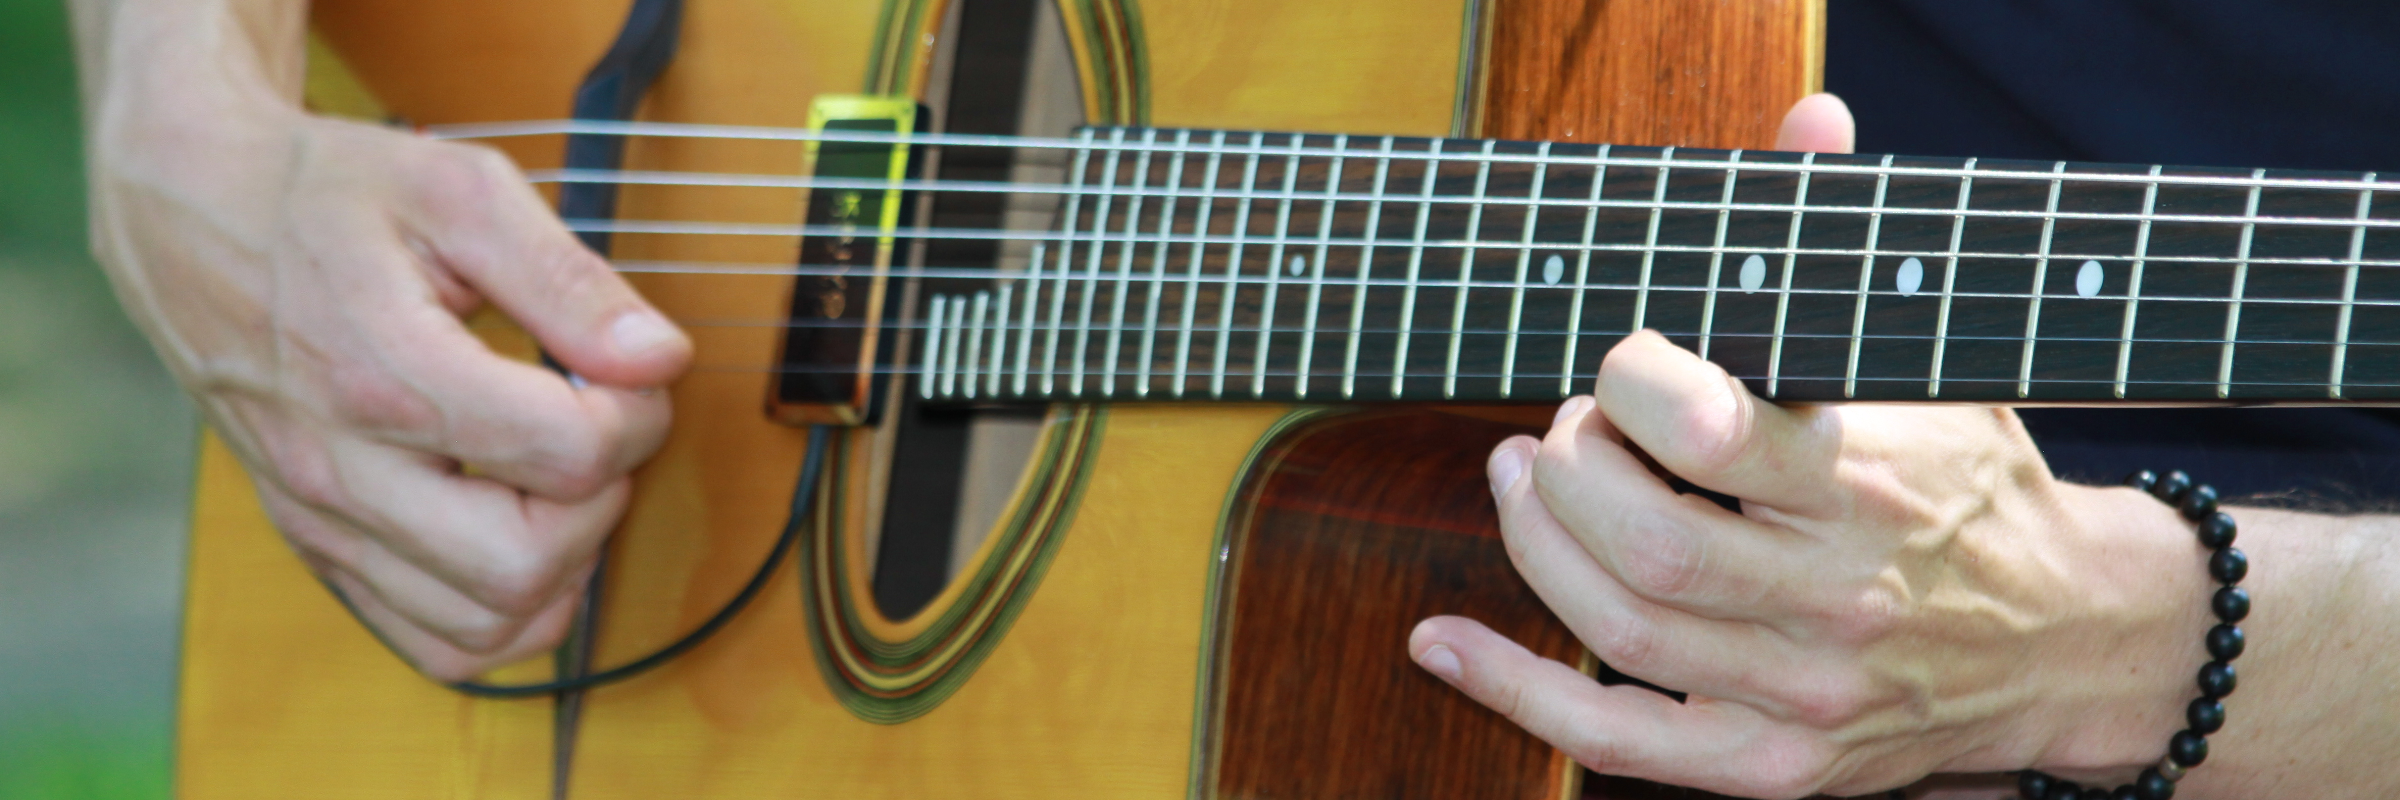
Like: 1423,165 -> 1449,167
2016,470 -> 2248,800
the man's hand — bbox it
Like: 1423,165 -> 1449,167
1408,96 -> 2215,797
1412,332 -> 2207,796
77,0 -> 691,680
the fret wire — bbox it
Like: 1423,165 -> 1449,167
469,120 -> 2398,195
1628,146 -> 1676,335
1253,135 -> 1310,398
1135,130 -> 1189,398
1069,128 -> 1128,397
920,295 -> 947,399
1930,158 -> 1975,397
1173,131 -> 1228,397
1391,139 -> 1445,398
1766,152 -> 1815,398
1446,140 -> 1502,398
1342,137 -> 1397,399
2114,165 -> 2164,398
1844,155 -> 1896,398
1099,128 -> 1157,397
1561,144 -> 1611,395
1499,142 -> 1553,398
2332,173 -> 2378,399
962,290 -> 989,398
939,294 -> 966,397
2016,161 -> 2069,398
988,284 -> 1012,397
1697,152 -> 1744,360
1040,131 -> 1097,395
1014,242 -> 1045,395
540,166 -> 2400,231
1296,134 -> 1351,399
2217,168 -> 2268,398
1213,132 -> 1268,398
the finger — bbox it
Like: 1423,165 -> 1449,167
263,484 -> 523,651
1591,330 -> 1844,517
1776,92 -> 1856,154
1489,434 -> 1810,705
322,561 -> 589,682
358,297 -> 673,500
285,436 -> 626,619
1409,616 -> 1827,798
1512,398 -> 1832,618
397,139 -> 692,388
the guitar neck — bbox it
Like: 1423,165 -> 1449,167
892,126 -> 2400,404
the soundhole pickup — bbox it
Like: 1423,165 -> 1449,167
768,97 -> 928,426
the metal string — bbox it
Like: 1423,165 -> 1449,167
524,169 -> 2400,234
435,119 -> 2396,195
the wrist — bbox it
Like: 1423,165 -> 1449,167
2018,482 -> 2213,782
85,0 -> 306,176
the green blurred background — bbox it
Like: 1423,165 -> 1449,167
0,0 -> 198,797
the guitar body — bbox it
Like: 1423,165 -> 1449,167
175,1 -> 1821,797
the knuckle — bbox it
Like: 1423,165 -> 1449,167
1780,672 -> 1875,730
266,438 -> 352,512
440,613 -> 522,656
1826,588 -> 1904,646
1584,610 -> 1660,675
1559,721 -> 1636,774
465,544 -> 572,617
1615,511 -> 1705,600
411,144 -> 517,211
1674,379 -> 1753,475
535,423 -> 618,498
1735,734 -> 1832,799
326,362 -> 441,434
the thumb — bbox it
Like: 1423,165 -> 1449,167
402,142 -> 693,388
1775,92 -> 1855,154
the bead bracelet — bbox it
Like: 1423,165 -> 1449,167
2016,470 -> 2248,800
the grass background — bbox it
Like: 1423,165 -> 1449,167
0,0 -> 198,797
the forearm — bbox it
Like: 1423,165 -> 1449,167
2176,506 -> 2400,798
69,0 -> 305,123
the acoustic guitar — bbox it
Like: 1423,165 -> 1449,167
175,1 -> 2400,798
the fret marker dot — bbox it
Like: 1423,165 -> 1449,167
1542,254 -> 1564,286
2076,260 -> 2103,298
1739,254 -> 1767,292
1896,257 -> 1924,296
1289,255 -> 1306,276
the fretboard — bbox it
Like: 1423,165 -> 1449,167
913,126 -> 2400,404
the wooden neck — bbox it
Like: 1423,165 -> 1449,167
880,127 -> 2400,404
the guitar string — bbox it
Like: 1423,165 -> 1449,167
605,259 -> 2400,312
437,119 -> 2398,195
439,123 -> 2400,395
716,361 -> 2400,391
525,169 -> 2400,235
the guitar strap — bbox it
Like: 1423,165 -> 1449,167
551,2 -> 684,797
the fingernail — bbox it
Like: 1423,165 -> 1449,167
611,310 -> 679,358
1554,395 -> 1593,428
1489,445 -> 1526,497
1418,644 -> 1462,682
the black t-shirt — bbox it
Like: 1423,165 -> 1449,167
1826,0 -> 2400,505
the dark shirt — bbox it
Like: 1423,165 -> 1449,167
1826,0 -> 2400,506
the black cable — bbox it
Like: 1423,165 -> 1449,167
450,425 -> 831,699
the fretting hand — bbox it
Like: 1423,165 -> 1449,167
78,0 -> 691,680
1408,96 -> 2217,797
